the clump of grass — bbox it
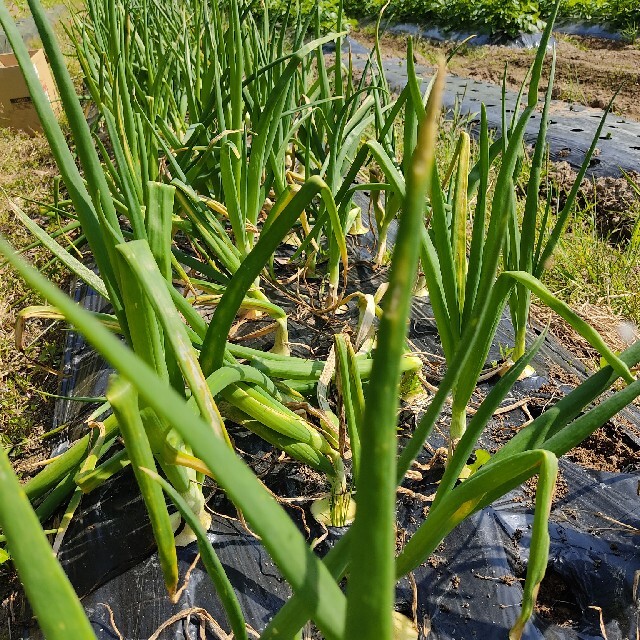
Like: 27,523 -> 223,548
0,129 -> 65,450
543,213 -> 640,326
0,3 -> 83,454
533,163 -> 640,327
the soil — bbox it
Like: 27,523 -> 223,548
566,421 -> 639,472
530,302 -> 639,375
519,469 -> 568,509
545,162 -> 640,244
353,29 -> 640,122
534,570 -> 582,628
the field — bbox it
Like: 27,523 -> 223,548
0,0 -> 639,638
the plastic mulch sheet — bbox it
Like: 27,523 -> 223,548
344,36 -> 640,178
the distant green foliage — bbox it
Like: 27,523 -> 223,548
265,0 -> 347,31
342,0 -> 639,37
345,0 -> 543,37
551,0 -> 640,31
430,0 -> 544,36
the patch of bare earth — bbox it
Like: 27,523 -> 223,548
546,162 -> 640,243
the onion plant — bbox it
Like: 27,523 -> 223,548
71,0 -> 357,307
505,49 -> 617,362
0,0 -> 365,543
367,4 -> 633,454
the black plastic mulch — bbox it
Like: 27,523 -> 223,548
340,36 -> 640,178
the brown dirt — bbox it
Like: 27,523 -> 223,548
353,29 -> 640,121
566,420 -> 638,472
522,469 -> 569,509
545,162 -> 640,243
535,570 -> 581,627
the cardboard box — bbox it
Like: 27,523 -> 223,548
0,49 -> 61,134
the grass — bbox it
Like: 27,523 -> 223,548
545,212 -> 640,326
0,128 -> 65,453
0,0 -> 84,461
0,5 -> 94,458
555,66 -> 589,106
555,32 -> 591,51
